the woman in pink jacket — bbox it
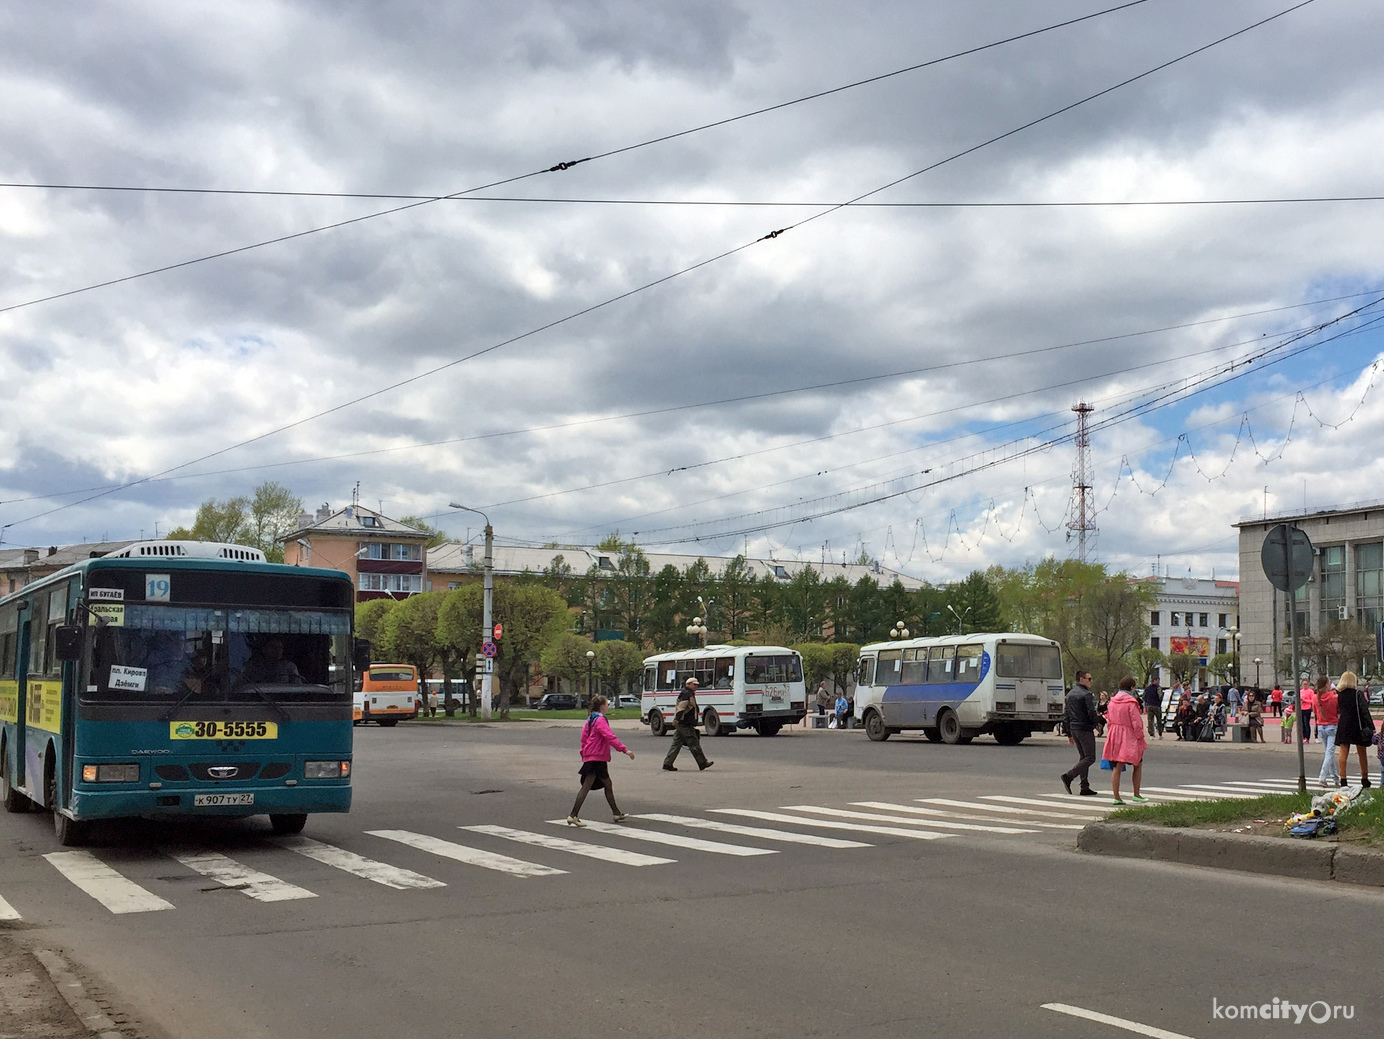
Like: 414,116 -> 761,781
567,695 -> 635,827
1102,677 -> 1149,805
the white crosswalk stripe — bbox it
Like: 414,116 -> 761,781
548,819 -> 776,857
44,851 -> 174,914
270,835 -> 446,889
918,798 -> 1096,821
850,801 -> 1084,831
786,805 -> 1036,834
1134,786 -> 1233,799
0,894 -> 20,921
464,825 -> 675,866
634,814 -> 871,848
168,850 -> 317,902
712,809 -> 953,840
982,796 -> 1110,813
368,830 -> 566,878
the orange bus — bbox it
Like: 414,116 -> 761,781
354,664 -> 419,726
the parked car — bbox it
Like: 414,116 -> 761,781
616,694 -> 640,709
536,693 -> 579,711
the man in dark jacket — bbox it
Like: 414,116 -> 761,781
1060,670 -> 1099,796
1142,679 -> 1163,738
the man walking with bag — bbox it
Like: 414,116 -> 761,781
1061,670 -> 1100,796
663,677 -> 714,772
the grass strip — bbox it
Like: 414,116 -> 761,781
1110,791 -> 1384,843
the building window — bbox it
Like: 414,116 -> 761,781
1320,544 -> 1346,628
1286,584 -> 1310,637
1150,611 -> 1160,626
361,542 -> 421,561
359,573 -> 423,593
1217,639 -> 1227,655
1199,613 -> 1208,628
448,582 -> 460,590
1218,613 -> 1227,627
361,515 -> 378,527
1150,636 -> 1159,650
1169,612 -> 1179,626
1356,543 -> 1384,630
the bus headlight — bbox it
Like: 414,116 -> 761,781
304,761 -> 350,779
82,763 -> 140,783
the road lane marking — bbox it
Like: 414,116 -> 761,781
547,819 -> 775,856
634,813 -> 870,848
1135,787 -> 1232,799
712,809 -> 952,840
982,796 -> 1111,813
44,852 -> 175,914
786,805 -> 1036,834
918,798 -> 1100,821
270,835 -> 446,889
1042,1001 -> 1199,1038
850,802 -> 1083,830
367,830 -> 566,877
0,894 -> 19,920
463,825 -> 674,866
168,850 -> 317,902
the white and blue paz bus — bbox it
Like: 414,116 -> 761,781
854,633 -> 1066,745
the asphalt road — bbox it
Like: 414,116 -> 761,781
0,722 -> 1379,1039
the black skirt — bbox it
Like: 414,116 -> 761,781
1335,690 -> 1378,747
579,760 -> 611,788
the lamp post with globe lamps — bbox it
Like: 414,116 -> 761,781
686,616 -> 708,648
586,649 -> 595,707
889,622 -> 910,640
1253,657 -> 1263,687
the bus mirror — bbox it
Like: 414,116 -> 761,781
353,639 -> 372,671
55,625 -> 83,661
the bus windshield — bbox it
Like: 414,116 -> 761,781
89,605 -> 351,703
995,643 -> 1064,680
744,655 -> 803,684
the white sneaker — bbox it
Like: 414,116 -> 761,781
566,815 -> 586,827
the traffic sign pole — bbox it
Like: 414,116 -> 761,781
1262,523 -> 1311,794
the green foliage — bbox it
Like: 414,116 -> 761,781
166,481 -> 303,563
398,516 -> 449,549
1110,792 -> 1309,827
792,643 -> 833,693
354,598 -> 396,654
596,639 -> 645,697
379,591 -> 446,679
945,571 -> 1003,633
541,632 -> 595,694
438,583 -> 569,717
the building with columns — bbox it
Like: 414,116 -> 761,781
1236,501 -> 1384,686
1134,574 -> 1240,688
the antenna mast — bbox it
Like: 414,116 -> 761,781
1067,402 -> 1097,561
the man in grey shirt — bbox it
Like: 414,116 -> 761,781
1061,670 -> 1099,796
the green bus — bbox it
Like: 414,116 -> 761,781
0,542 -> 364,845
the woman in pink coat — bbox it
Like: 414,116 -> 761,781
567,695 -> 635,826
1102,677 -> 1149,805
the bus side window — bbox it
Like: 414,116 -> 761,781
0,603 -> 17,680
856,656 -> 876,687
955,644 -> 983,683
695,658 -> 714,689
644,667 -> 656,693
713,658 -> 734,689
660,667 -> 678,691
926,646 -> 955,684
875,650 -> 901,683
27,590 -> 49,677
900,648 -> 926,685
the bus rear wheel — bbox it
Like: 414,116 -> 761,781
377,719 -> 399,727
922,728 -> 941,743
937,709 -> 964,745
648,711 -> 666,737
994,724 -> 1026,746
864,710 -> 890,742
270,814 -> 308,835
703,710 -> 723,738
755,720 -> 782,737
2,745 -> 30,813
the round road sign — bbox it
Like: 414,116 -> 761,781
1261,523 -> 1313,593
481,640 -> 498,658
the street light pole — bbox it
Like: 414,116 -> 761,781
946,605 -> 969,636
1253,657 -> 1263,687
450,503 -> 494,721
586,649 -> 595,707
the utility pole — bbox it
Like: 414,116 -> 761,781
1067,402 -> 1096,562
450,502 -> 494,720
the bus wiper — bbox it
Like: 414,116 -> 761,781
159,687 -> 199,723
241,682 -> 291,723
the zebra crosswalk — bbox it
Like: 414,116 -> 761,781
0,777 -> 1342,920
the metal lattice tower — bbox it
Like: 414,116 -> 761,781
1067,402 -> 1097,561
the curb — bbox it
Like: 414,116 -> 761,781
32,948 -> 125,1039
1077,821 -> 1384,888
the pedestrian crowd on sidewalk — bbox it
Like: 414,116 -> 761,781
1060,671 -> 1384,805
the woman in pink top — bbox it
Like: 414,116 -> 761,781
1102,677 -> 1149,805
1299,684 -> 1316,743
567,695 -> 635,827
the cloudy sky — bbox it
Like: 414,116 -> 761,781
2,0 -> 1382,582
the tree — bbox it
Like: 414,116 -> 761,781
542,632 -> 595,698
748,572 -> 781,642
1131,647 -> 1166,684
494,584 -> 571,715
644,564 -> 685,650
398,516 -> 450,549
782,566 -> 828,640
378,592 -> 446,712
945,571 -> 1002,633
355,598 -> 396,655
793,643 -> 833,695
167,481 -> 303,562
596,639 -> 645,699
718,556 -> 754,642
826,643 -> 861,696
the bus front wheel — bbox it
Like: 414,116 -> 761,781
864,710 -> 890,742
648,711 -> 666,737
270,814 -> 308,835
377,719 -> 399,727
923,728 -> 941,743
46,763 -> 89,846
937,709 -> 964,745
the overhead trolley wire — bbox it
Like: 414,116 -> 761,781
0,0 -> 1315,534
0,0 -> 1157,319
